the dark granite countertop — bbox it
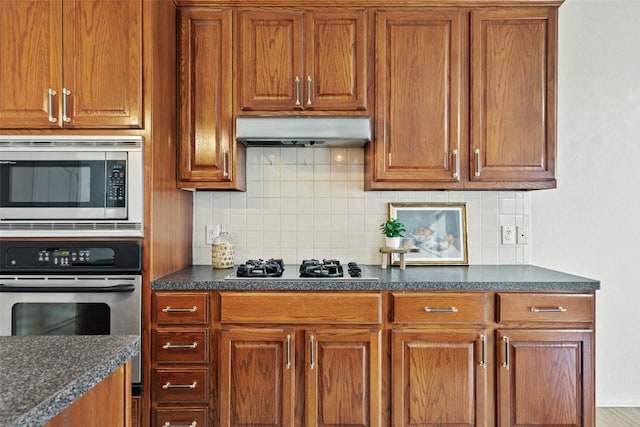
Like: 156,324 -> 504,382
152,264 -> 600,292
0,335 -> 140,427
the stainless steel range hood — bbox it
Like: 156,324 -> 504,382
236,116 -> 371,147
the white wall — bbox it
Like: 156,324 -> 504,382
531,0 -> 640,406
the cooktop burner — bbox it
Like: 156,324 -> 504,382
236,259 -> 284,277
230,259 -> 372,280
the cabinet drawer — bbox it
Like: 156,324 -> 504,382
153,328 -> 209,364
393,293 -> 488,323
153,408 -> 208,427
153,292 -> 209,325
153,368 -> 209,404
220,292 -> 382,324
497,293 -> 594,323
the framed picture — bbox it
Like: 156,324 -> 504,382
388,202 -> 468,266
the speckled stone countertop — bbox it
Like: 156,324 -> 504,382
0,335 -> 140,427
152,264 -> 600,291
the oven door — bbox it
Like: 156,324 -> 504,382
0,275 -> 141,383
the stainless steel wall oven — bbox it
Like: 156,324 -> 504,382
0,240 -> 142,392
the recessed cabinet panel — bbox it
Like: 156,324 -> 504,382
371,10 -> 464,186
306,329 -> 381,427
178,8 -> 246,190
219,329 -> 295,427
470,8 -> 557,182
304,10 -> 368,111
496,329 -> 593,427
238,10 -> 303,110
0,0 -> 61,128
391,329 -> 487,426
62,0 -> 142,128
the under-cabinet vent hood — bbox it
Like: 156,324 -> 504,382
236,116 -> 371,147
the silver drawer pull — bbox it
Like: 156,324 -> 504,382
424,306 -> 458,313
530,306 -> 567,313
163,422 -> 197,427
162,381 -> 197,389
162,306 -> 197,313
162,342 -> 198,350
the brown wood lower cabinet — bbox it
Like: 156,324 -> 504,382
150,290 -> 595,427
218,328 -> 381,426
391,329 -> 488,426
45,363 -> 131,427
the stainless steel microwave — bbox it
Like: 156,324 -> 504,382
0,135 -> 143,237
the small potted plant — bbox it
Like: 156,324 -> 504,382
380,218 -> 406,248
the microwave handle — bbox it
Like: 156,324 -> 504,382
0,283 -> 135,293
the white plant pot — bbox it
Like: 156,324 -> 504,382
385,236 -> 401,249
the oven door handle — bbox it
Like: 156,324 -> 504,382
0,284 -> 136,293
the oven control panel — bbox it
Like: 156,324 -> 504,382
29,248 -> 113,267
0,241 -> 141,273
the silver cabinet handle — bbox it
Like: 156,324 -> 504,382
474,148 -> 481,176
530,306 -> 567,312
306,75 -> 312,106
162,342 -> 198,350
309,335 -> 315,370
424,306 -> 458,313
162,306 -> 197,313
163,422 -> 197,427
62,88 -> 71,123
479,334 -> 486,367
452,149 -> 459,178
162,381 -> 197,389
223,151 -> 229,177
285,334 -> 291,369
502,336 -> 510,369
48,88 -> 57,122
295,76 -> 301,106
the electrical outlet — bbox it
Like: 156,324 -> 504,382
205,225 -> 219,245
517,226 -> 529,244
501,225 -> 516,245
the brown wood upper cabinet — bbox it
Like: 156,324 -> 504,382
470,8 -> 557,185
237,8 -> 369,113
177,8 -> 246,190
0,0 -> 142,129
367,6 -> 558,190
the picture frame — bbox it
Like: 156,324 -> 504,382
388,202 -> 468,266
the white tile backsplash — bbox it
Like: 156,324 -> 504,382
193,147 -> 532,265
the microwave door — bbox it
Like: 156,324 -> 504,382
0,152 -> 116,220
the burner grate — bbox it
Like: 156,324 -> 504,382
236,259 -> 284,277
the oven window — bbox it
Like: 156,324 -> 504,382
12,303 -> 110,335
1,161 -> 106,207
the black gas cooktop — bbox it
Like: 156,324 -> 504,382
228,259 -> 378,281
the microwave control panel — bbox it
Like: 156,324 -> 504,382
106,160 -> 127,208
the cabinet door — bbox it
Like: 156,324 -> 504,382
370,10 -> 464,189
238,10 -> 303,111
470,8 -> 557,184
178,9 -> 243,188
304,10 -> 368,112
391,329 -> 488,426
306,329 -> 381,427
220,329 -> 295,427
497,329 -> 594,427
0,0 -> 61,128
62,0 -> 142,128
